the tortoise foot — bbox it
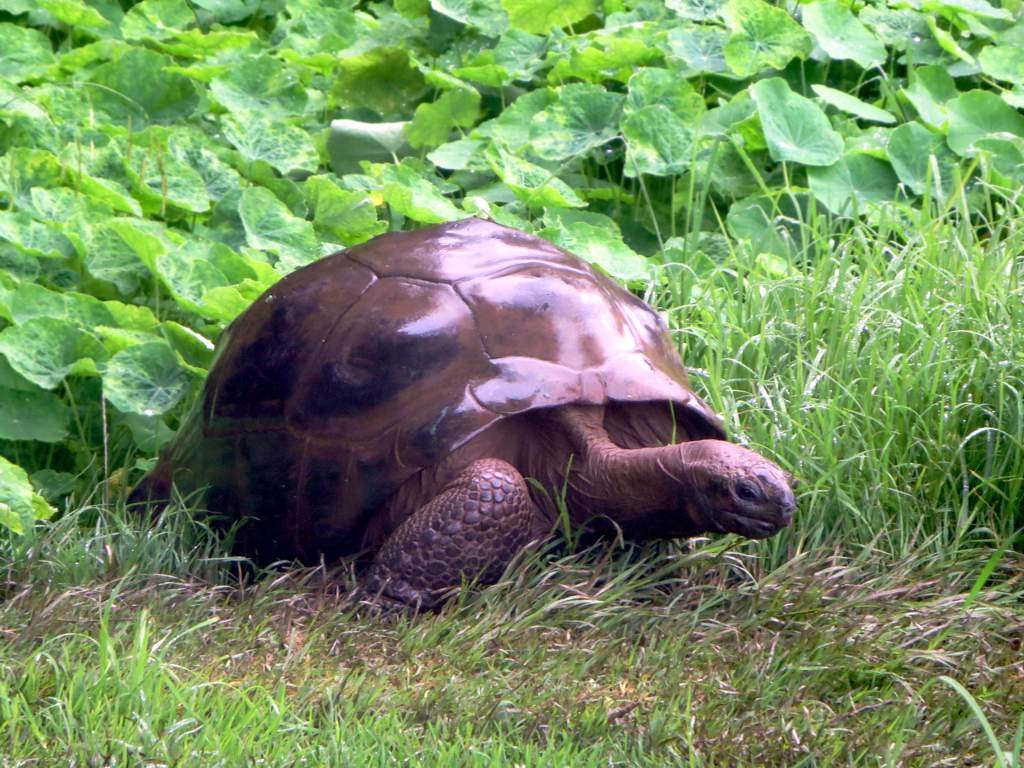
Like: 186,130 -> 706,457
364,458 -> 546,609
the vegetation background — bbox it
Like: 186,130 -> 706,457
0,0 -> 1022,764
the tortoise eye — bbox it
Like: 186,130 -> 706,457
735,480 -> 761,502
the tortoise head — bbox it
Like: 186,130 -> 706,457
674,440 -> 796,539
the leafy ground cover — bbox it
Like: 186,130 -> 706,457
1,0 -> 1023,765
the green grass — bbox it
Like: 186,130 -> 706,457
2,201 -> 1022,767
1,505 -> 1021,767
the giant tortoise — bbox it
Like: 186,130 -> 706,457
132,218 -> 795,607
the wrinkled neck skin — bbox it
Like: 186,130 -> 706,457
546,406 -> 716,537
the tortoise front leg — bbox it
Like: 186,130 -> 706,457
364,459 -> 548,609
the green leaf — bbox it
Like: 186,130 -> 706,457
622,106 -> 694,177
238,186 -> 320,272
125,144 -> 211,214
976,136 -> 1024,183
103,341 -> 190,416
750,78 -> 843,166
370,162 -> 468,223
210,54 -> 309,118
722,0 -> 812,77
666,23 -> 729,74
902,65 -> 958,128
0,456 -> 54,535
0,210 -> 76,261
121,413 -> 176,453
547,28 -> 662,84
331,47 -> 427,118
167,130 -> 243,202
858,7 -> 930,50
501,0 -> 596,34
0,23 -> 56,81
304,175 -> 384,244
36,0 -> 111,29
275,2 -> 359,61
90,48 -> 199,124
625,68 -> 706,120
154,240 -> 239,315
886,121 -> 958,196
222,113 -> 319,176
0,282 -> 114,328
29,469 -> 76,502
122,0 -> 196,40
475,87 -> 554,150
540,209 -> 648,281
978,45 -> 1024,84
668,0 -> 725,21
924,0 -> 1012,21
926,16 -> 975,65
327,119 -> 411,175
0,385 -> 69,442
808,153 -> 900,214
190,0 -> 264,23
406,88 -> 481,150
0,317 -> 107,390
79,227 -> 144,297
726,195 -> 791,257
946,90 -> 1024,156
811,85 -> 896,124
801,0 -> 886,69
427,138 -> 486,170
431,0 -> 508,35
484,145 -> 585,208
528,84 -> 624,161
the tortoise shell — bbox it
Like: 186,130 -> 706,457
144,218 -> 725,559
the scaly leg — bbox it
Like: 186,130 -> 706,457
364,459 -> 547,609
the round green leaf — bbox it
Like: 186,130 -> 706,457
0,23 -> 56,82
330,47 -> 427,118
858,7 -> 930,50
484,145 -> 585,208
978,45 -> 1024,85
122,0 -> 196,41
304,176 -> 385,244
0,385 -> 69,442
528,84 -> 624,161
750,78 -> 843,166
666,23 -> 729,74
0,317 -> 107,390
722,0 -> 812,77
902,66 -> 958,129
887,122 -> 958,196
501,0 -> 596,34
222,113 -> 319,176
210,54 -> 309,118
0,456 -> 54,535
667,0 -> 725,21
625,68 -> 706,120
103,341 -> 190,416
371,163 -> 468,224
540,210 -> 648,281
623,105 -> 694,177
808,154 -> 900,214
802,0 -> 886,69
126,144 -> 211,214
947,90 -> 1024,156
406,88 -> 482,150
90,48 -> 199,124
238,186 -> 320,272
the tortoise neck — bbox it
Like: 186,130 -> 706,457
551,406 -> 709,532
